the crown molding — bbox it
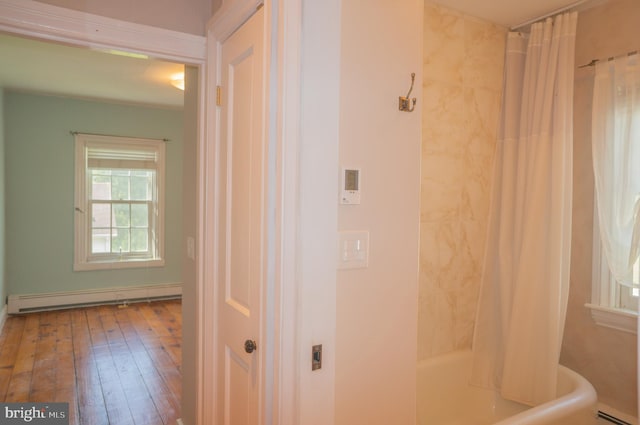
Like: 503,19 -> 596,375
0,0 -> 205,64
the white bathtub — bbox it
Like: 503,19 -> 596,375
417,350 -> 598,425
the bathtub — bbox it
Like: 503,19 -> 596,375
417,350 -> 598,425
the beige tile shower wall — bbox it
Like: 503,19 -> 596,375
560,0 -> 639,417
418,2 -> 505,360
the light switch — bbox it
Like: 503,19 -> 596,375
337,231 -> 369,269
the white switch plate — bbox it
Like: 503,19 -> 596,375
337,231 -> 369,269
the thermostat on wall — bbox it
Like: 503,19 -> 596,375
341,168 -> 361,204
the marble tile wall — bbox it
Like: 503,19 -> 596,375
420,0 -> 638,416
418,2 -> 506,360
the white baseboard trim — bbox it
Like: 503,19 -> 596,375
599,402 -> 638,425
0,304 -> 7,333
7,282 -> 182,314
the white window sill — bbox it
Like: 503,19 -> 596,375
585,303 -> 637,334
74,258 -> 165,271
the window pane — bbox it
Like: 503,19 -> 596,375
92,173 -> 111,182
131,174 -> 152,201
112,204 -> 130,227
131,228 -> 149,252
91,203 -> 111,228
91,177 -> 111,200
111,229 -> 130,253
112,176 -> 130,200
92,229 -> 111,253
619,284 -> 639,310
618,255 -> 640,310
131,204 -> 149,227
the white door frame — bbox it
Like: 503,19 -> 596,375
205,0 -> 302,423
0,0 -> 206,63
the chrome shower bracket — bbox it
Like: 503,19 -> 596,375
399,72 -> 417,112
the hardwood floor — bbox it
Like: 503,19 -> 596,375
0,299 -> 182,425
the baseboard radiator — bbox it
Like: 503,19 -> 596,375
600,411 -> 633,425
7,283 -> 182,314
598,406 -> 638,425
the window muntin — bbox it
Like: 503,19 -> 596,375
74,134 -> 165,271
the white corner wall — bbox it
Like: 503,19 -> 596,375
336,1 -> 423,424
293,0 -> 422,422
297,0 -> 341,423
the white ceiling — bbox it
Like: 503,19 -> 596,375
430,0 -> 600,28
0,0 -> 600,106
0,33 -> 184,108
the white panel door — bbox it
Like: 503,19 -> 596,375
217,7 -> 265,425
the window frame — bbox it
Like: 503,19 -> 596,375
587,200 -> 638,334
587,59 -> 640,334
74,133 -> 166,271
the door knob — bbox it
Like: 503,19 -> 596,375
244,339 -> 257,354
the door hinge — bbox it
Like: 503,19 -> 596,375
216,86 -> 222,106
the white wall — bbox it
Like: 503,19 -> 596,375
297,0 -> 422,424
335,0 -> 423,424
34,0 -> 212,35
297,0 -> 340,423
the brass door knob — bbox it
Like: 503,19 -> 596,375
244,339 -> 257,354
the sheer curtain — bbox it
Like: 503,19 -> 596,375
470,12 -> 578,406
591,54 -> 640,421
591,55 -> 640,287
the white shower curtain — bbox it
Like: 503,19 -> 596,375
470,12 -> 578,407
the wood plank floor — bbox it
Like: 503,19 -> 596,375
0,299 -> 182,425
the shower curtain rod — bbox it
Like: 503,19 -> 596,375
578,50 -> 639,68
509,0 -> 591,31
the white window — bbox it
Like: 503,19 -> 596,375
588,55 -> 640,333
74,134 -> 165,271
590,209 -> 639,333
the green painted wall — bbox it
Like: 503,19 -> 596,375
0,90 -> 6,306
5,91 -> 183,295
